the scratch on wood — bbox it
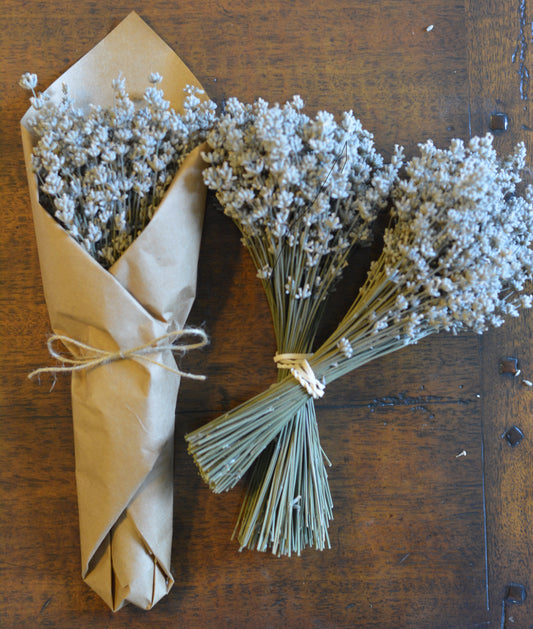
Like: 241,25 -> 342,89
40,597 -> 52,613
368,392 -> 443,410
511,0 -> 530,100
366,391 -> 473,412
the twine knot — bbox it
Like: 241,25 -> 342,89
28,327 -> 209,381
274,353 -> 325,399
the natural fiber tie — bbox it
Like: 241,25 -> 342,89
28,327 -> 208,380
274,353 -> 325,399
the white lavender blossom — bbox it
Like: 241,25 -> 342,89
202,95 -> 402,350
19,72 -> 38,91
379,134 -> 533,337
337,337 -> 353,358
23,74 -> 216,268
313,133 -> 533,384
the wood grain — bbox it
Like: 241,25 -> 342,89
467,2 -> 533,626
1,0 -> 532,626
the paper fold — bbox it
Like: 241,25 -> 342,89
22,12 -> 207,611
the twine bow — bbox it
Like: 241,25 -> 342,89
28,327 -> 209,381
274,353 -> 325,399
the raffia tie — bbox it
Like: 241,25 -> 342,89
274,353 -> 325,399
28,327 -> 209,381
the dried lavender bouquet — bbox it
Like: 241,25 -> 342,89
186,95 -> 402,554
21,13 -> 216,611
187,133 -> 533,554
21,71 -> 214,269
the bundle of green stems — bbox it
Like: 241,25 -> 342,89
190,95 -> 401,554
189,130 -> 533,555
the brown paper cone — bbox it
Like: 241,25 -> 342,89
21,12 -> 207,611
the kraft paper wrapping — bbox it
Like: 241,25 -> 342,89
21,13 -> 207,611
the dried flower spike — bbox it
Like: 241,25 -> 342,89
19,72 -> 38,91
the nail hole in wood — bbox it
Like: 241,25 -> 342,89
503,425 -> 524,447
505,582 -> 527,604
490,112 -> 509,131
499,357 -> 520,376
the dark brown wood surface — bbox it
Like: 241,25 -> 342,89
1,1 -> 532,627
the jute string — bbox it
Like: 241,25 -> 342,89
274,353 -> 325,399
28,327 -> 209,380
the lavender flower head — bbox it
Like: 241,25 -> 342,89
371,134 -> 533,339
202,95 -> 403,309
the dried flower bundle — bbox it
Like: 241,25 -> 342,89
20,13 -> 215,609
187,134 -> 533,555
20,71 -> 216,268
188,95 -> 402,554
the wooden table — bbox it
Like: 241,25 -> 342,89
1,1 -> 532,627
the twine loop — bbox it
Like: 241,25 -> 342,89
274,353 -> 325,399
28,327 -> 209,381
